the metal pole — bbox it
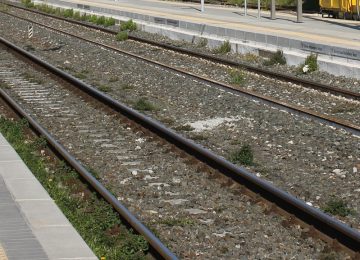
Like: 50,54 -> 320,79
357,0 -> 359,20
244,0 -> 247,16
201,0 -> 204,12
297,0 -> 303,22
271,0 -> 276,19
258,0 -> 261,18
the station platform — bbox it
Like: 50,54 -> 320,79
0,133 -> 97,260
32,0 -> 360,78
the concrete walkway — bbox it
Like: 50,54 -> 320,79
50,0 -> 360,49
35,0 -> 360,78
0,133 -> 97,260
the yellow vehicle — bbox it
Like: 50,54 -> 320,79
320,0 -> 360,19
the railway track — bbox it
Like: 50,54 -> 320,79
0,32 -> 360,258
2,2 -> 360,234
4,1 -> 360,101
1,6 -> 359,135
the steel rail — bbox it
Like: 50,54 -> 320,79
5,2 -> 360,101
0,73 -> 177,260
2,10 -> 359,136
1,36 -> 359,253
2,9 -> 360,136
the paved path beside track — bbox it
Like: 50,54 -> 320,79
66,0 -> 360,48
0,133 -> 97,260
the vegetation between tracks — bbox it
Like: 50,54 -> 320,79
0,117 -> 149,259
229,144 -> 254,165
213,40 -> 231,54
21,0 -> 138,42
21,0 -> 116,27
263,50 -> 287,66
322,197 -> 354,217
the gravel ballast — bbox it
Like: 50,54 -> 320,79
7,6 -> 360,126
0,47 -> 350,259
0,8 -> 359,232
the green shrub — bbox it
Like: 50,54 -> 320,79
304,53 -> 318,72
263,50 -> 286,66
229,144 -> 254,165
214,40 -> 231,54
322,198 -> 353,217
96,16 -> 106,25
120,19 -> 137,32
116,31 -> 128,41
104,17 -> 116,27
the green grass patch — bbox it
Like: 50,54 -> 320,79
229,69 -> 245,85
21,1 -> 119,29
0,3 -> 10,11
121,84 -> 134,90
322,198 -> 354,217
173,124 -> 194,132
21,72 -> 44,84
104,17 -> 116,27
191,133 -> 208,141
196,38 -> 208,48
96,16 -> 106,25
243,53 -> 261,63
213,40 -> 231,54
120,19 -> 137,32
229,144 -> 254,166
74,72 -> 87,80
263,50 -> 286,66
98,85 -> 112,92
134,98 -> 155,111
0,118 -> 149,259
63,8 -> 74,18
73,11 -> 81,20
21,0 -> 34,8
109,76 -> 119,83
116,31 -> 129,41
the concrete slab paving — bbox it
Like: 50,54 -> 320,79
0,161 -> 36,180
0,134 -> 9,146
31,0 -> 360,77
4,178 -> 51,201
0,148 -> 21,162
17,200 -> 73,228
0,133 -> 97,260
34,227 -> 98,260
